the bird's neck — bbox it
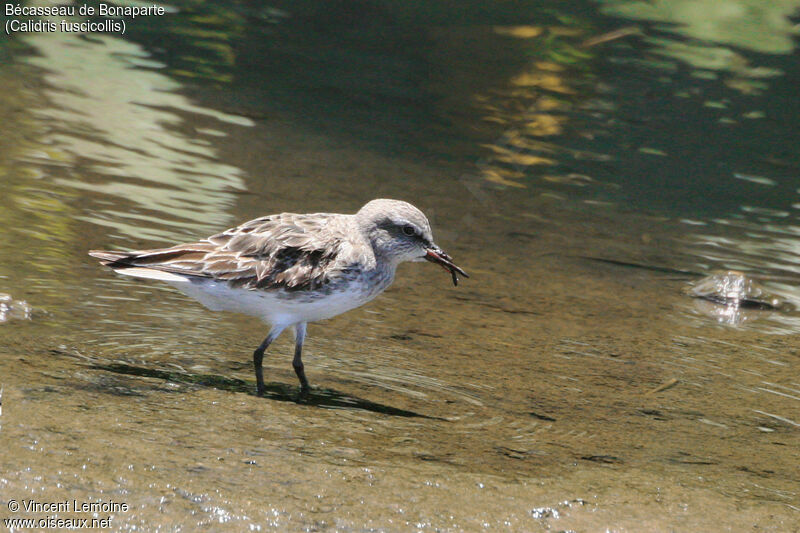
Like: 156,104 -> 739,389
352,216 -> 401,269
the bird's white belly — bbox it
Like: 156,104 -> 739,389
166,278 -> 381,327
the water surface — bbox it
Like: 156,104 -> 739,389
0,1 -> 798,530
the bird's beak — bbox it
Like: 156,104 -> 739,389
424,245 -> 469,286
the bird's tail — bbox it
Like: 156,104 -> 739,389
88,250 -> 135,266
88,249 -> 200,282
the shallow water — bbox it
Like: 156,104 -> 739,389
1,1 -> 799,530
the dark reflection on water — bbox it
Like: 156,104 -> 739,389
119,0 -> 800,309
116,0 -> 800,229
1,0 -> 800,529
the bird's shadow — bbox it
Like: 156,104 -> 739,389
90,361 -> 437,419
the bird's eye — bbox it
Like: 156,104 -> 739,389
402,225 -> 416,236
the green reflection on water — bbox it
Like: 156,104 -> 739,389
0,19 -> 259,322
17,29 -> 252,243
598,0 -> 800,91
600,0 -> 800,54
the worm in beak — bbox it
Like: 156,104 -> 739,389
424,246 -> 469,286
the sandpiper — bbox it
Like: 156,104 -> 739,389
89,199 -> 468,396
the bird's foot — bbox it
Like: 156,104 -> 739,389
295,385 -> 311,403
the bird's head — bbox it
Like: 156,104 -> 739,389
356,199 -> 468,285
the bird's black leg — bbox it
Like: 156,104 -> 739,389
293,322 -> 310,397
253,327 -> 282,396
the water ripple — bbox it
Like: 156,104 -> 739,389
19,31 -> 252,243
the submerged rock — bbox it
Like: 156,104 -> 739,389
689,271 -> 787,310
0,293 -> 32,323
687,271 -> 797,327
686,270 -> 800,327
689,270 -> 788,310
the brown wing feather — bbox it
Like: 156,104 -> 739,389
90,213 -> 345,291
